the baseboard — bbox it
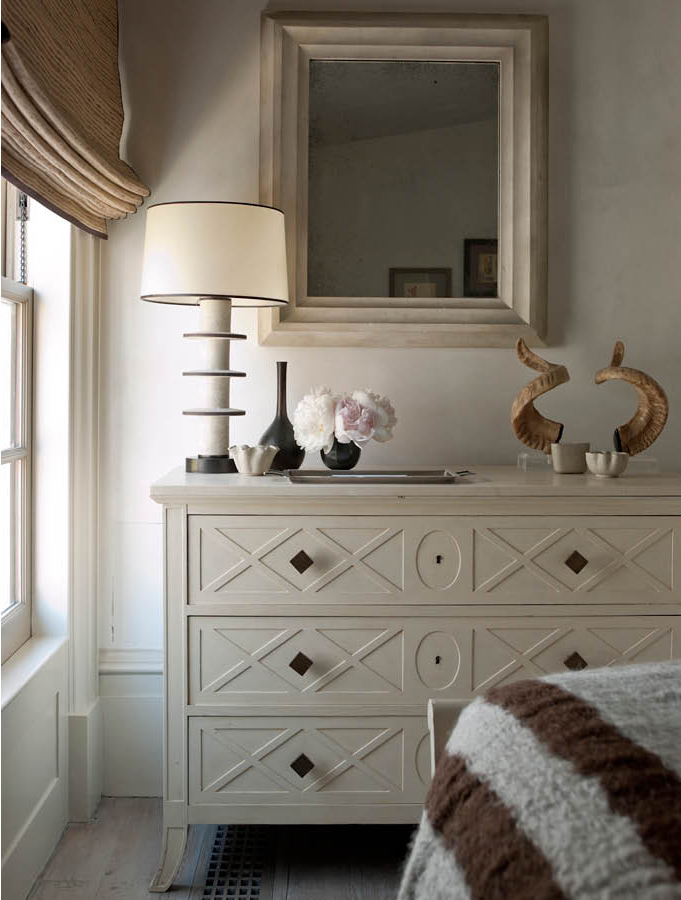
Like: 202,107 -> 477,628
99,671 -> 162,796
68,697 -> 103,822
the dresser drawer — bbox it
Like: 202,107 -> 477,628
188,714 -> 430,807
188,615 -> 680,707
471,517 -> 678,602
189,615 -> 460,707
188,515 -> 413,604
468,615 -> 680,694
188,515 -> 679,606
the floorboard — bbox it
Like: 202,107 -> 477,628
27,799 -> 414,900
275,825 -> 412,900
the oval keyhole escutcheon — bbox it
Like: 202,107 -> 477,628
416,532 -> 461,590
416,633 -> 460,690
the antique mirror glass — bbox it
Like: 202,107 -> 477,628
260,13 -> 548,347
308,60 -> 499,300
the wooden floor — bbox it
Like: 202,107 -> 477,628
28,798 -> 414,899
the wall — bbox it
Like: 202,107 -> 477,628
99,672 -> 162,797
2,641 -> 68,900
98,0 -> 681,792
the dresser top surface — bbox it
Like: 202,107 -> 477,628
150,465 -> 681,503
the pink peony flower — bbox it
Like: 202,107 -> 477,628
335,393 -> 376,444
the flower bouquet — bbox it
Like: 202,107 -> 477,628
293,387 -> 396,470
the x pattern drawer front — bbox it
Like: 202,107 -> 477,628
190,619 -> 406,703
190,515 -> 677,605
471,621 -> 676,693
189,614 -> 679,706
473,524 -> 675,596
191,519 -> 404,601
189,717 -> 424,804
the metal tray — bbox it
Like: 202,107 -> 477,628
285,468 -> 474,485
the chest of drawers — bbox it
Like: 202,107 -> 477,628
148,466 -> 681,891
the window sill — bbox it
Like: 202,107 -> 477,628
1,635 -> 68,710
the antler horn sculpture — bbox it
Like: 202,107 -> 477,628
511,339 -> 570,454
595,341 -> 668,455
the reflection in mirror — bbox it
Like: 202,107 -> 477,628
307,60 -> 499,300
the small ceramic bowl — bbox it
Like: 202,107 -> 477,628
550,442 -> 590,474
586,450 -> 629,478
229,445 -> 279,476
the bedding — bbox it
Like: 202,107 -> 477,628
399,661 -> 681,900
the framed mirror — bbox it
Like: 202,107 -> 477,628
259,13 -> 548,347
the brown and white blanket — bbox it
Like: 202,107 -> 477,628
399,661 -> 681,900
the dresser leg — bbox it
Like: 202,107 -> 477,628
149,825 -> 188,892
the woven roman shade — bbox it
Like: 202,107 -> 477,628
1,0 -> 149,238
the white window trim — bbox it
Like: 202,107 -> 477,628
69,227 -> 101,713
2,275 -> 33,663
68,226 -> 104,821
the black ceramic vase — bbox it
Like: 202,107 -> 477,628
259,361 -> 305,471
321,438 -> 361,470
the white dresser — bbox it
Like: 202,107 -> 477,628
149,466 -> 681,891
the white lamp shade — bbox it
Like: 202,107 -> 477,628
140,202 -> 289,306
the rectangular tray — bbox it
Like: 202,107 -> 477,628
286,468 -> 472,485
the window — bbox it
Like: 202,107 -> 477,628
1,275 -> 33,662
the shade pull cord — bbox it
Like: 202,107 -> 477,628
17,189 -> 27,284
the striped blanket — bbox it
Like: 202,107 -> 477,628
399,662 -> 681,900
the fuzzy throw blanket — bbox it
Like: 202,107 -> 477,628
399,661 -> 681,900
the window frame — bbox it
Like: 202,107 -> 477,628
2,275 -> 33,662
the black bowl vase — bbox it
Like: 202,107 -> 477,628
321,438 -> 361,470
259,361 -> 305,471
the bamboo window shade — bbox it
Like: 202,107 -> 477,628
1,0 -> 149,237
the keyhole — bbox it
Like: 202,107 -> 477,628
435,655 -> 442,665
435,554 -> 443,565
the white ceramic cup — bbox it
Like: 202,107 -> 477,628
551,442 -> 590,474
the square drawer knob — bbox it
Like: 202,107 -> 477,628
290,550 -> 314,574
564,550 -> 588,575
564,651 -> 588,671
290,753 -> 314,778
289,651 -> 313,676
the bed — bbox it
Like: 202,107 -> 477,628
399,661 -> 681,900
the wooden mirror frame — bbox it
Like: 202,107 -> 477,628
259,12 -> 548,348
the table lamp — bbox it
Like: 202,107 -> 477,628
140,201 -> 288,473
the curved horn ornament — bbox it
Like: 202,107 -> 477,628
511,339 -> 570,454
595,341 -> 669,455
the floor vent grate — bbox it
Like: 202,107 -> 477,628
192,824 -> 274,900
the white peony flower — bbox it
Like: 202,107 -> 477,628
293,386 -> 337,453
366,390 -> 397,443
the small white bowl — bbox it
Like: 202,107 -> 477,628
229,445 -> 279,476
586,450 -> 629,478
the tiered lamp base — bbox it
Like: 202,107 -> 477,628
182,298 -> 246,472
